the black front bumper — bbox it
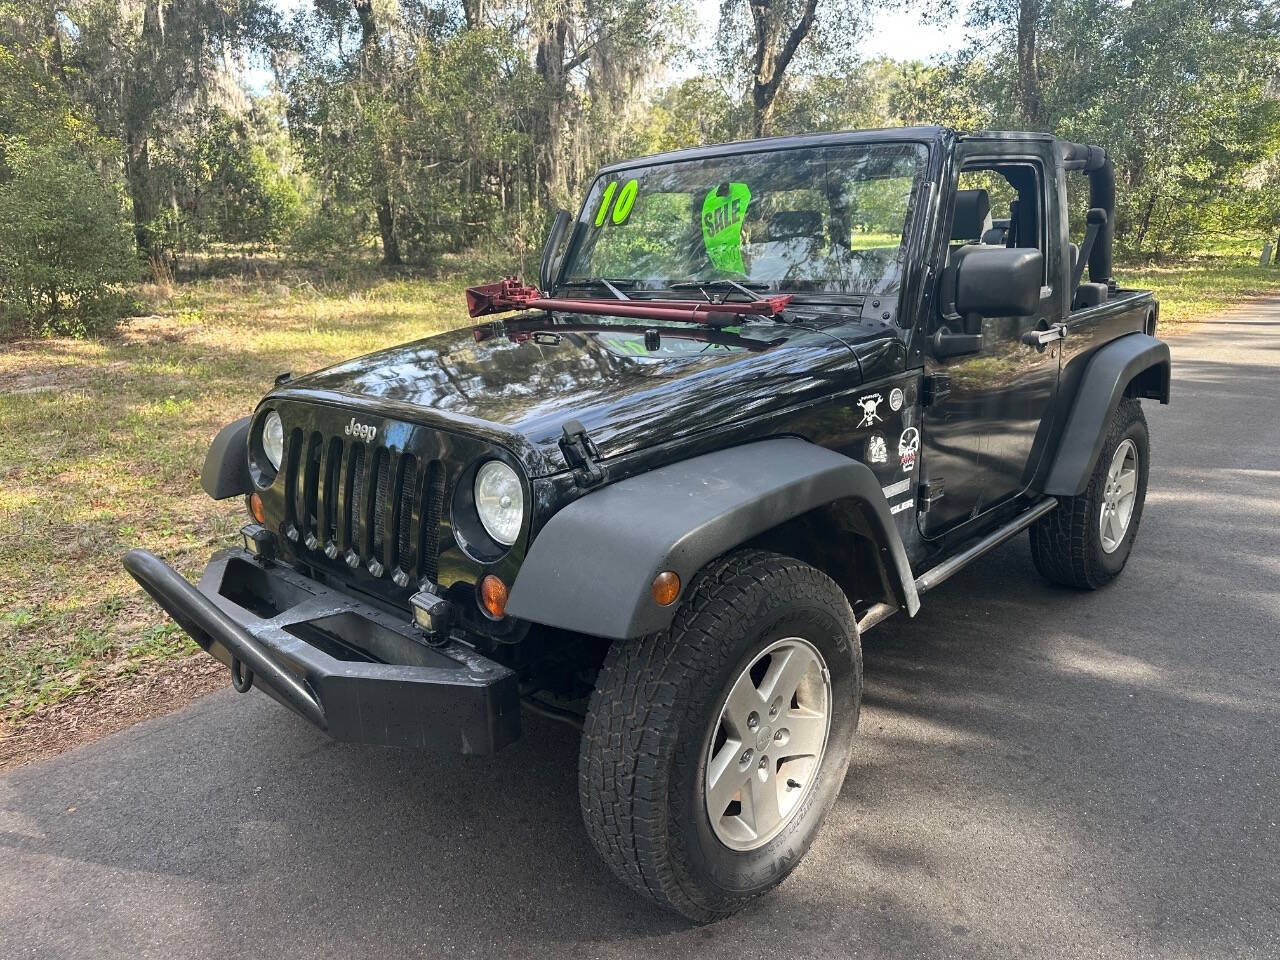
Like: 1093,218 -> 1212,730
122,548 -> 521,754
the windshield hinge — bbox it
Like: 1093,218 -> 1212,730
560,419 -> 605,488
921,374 -> 951,407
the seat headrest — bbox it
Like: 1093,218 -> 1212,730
764,210 -> 822,242
951,189 -> 991,241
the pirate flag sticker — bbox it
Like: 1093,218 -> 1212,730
702,182 -> 752,275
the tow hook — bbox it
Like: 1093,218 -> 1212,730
230,657 -> 254,693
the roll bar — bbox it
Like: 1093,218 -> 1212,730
1059,140 -> 1115,286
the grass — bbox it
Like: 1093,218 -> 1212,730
0,266 -> 474,729
1115,258 -> 1280,332
1,254 -> 1279,733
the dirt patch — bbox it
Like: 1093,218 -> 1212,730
0,653 -> 227,771
0,364 -> 91,392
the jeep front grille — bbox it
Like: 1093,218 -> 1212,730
282,428 -> 448,585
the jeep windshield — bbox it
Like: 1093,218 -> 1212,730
560,141 -> 929,302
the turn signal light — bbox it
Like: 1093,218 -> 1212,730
249,492 -> 265,524
479,575 -> 508,619
651,570 -> 681,606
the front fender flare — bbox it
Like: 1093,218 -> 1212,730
505,438 -> 918,640
1043,333 -> 1170,497
201,416 -> 252,500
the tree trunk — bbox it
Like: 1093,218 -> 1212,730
120,0 -> 167,262
1133,191 -> 1158,256
751,86 -> 772,139
535,19 -> 570,208
125,134 -> 155,258
355,0 -> 402,265
747,0 -> 818,139
376,188 -> 401,265
42,5 -> 67,81
1015,0 -> 1043,128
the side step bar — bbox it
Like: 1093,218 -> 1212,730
856,497 -> 1058,634
915,497 -> 1058,594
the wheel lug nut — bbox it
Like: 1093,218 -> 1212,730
740,749 -> 753,765
758,755 -> 768,770
774,729 -> 785,741
747,711 -> 760,730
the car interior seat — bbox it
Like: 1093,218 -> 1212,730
983,218 -> 1010,245
951,189 -> 990,248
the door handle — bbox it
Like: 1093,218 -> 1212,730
1021,323 -> 1067,348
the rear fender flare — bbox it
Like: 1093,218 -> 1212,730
505,438 -> 919,640
1043,333 -> 1170,497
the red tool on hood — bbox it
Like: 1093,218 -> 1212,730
465,277 -> 791,325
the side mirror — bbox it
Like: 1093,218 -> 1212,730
539,209 -> 572,293
954,247 -> 1044,318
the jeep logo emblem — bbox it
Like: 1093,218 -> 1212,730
344,417 -> 377,443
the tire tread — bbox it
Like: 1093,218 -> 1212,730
1031,397 -> 1148,589
578,550 -> 855,921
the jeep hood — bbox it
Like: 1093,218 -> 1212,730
273,313 -> 880,477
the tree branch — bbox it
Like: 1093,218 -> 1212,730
759,0 -> 818,103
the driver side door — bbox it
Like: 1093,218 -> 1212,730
919,140 -> 1065,537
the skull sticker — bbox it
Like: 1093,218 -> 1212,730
856,393 -> 884,428
898,427 -> 920,473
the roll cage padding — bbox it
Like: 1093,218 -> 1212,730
505,437 -> 919,640
200,416 -> 252,500
1058,140 -> 1115,285
1042,333 -> 1170,497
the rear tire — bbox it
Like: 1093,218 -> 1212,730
578,550 -> 862,922
1031,397 -> 1150,589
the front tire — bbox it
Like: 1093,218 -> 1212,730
578,550 -> 862,922
1031,397 -> 1150,589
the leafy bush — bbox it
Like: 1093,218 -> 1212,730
0,142 -> 137,338
288,202 -> 375,263
156,108 -> 306,252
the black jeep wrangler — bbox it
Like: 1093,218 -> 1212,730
126,127 -> 1170,921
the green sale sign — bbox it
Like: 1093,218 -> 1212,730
701,182 -> 752,275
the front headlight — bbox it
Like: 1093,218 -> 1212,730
474,460 -> 524,546
262,410 -> 284,471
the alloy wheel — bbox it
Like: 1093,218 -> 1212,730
705,637 -> 832,851
1100,438 -> 1139,553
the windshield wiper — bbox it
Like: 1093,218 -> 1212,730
667,279 -> 771,303
558,277 -> 636,301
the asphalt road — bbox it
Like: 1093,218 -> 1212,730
4,302 -> 1279,960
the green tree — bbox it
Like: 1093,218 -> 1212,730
52,0 -> 280,263
954,0 -> 1280,256
716,0 -> 875,137
0,140 -> 136,337
159,104 -> 304,249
